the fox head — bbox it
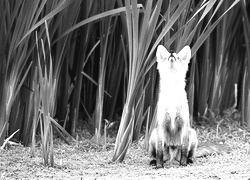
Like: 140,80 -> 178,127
156,45 -> 191,80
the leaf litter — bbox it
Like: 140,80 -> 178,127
1,115 -> 250,179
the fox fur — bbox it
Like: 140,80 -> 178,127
149,127 -> 198,166
176,127 -> 198,165
149,45 -> 197,167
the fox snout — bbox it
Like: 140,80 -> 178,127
168,56 -> 176,63
169,55 -> 176,69
168,50 -> 176,62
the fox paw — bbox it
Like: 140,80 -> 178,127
149,159 -> 157,166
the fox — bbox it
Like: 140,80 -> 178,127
149,45 -> 197,168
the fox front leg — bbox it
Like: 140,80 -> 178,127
178,128 -> 198,165
179,146 -> 188,166
156,140 -> 164,168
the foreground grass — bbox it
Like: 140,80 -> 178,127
1,122 -> 250,180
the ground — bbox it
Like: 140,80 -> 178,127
1,119 -> 250,179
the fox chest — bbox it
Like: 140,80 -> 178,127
156,89 -> 189,125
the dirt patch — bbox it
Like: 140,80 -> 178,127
1,125 -> 250,179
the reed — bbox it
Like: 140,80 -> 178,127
0,0 -> 248,164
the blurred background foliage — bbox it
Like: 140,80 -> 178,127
0,0 -> 249,164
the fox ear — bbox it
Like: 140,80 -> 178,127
177,46 -> 191,63
156,45 -> 170,63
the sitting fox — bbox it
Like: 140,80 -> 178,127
149,45 -> 198,168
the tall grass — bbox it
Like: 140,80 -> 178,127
0,0 -> 248,164
240,0 -> 250,127
0,0 -> 40,145
36,33 -> 56,166
112,0 -> 165,162
92,0 -> 117,144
